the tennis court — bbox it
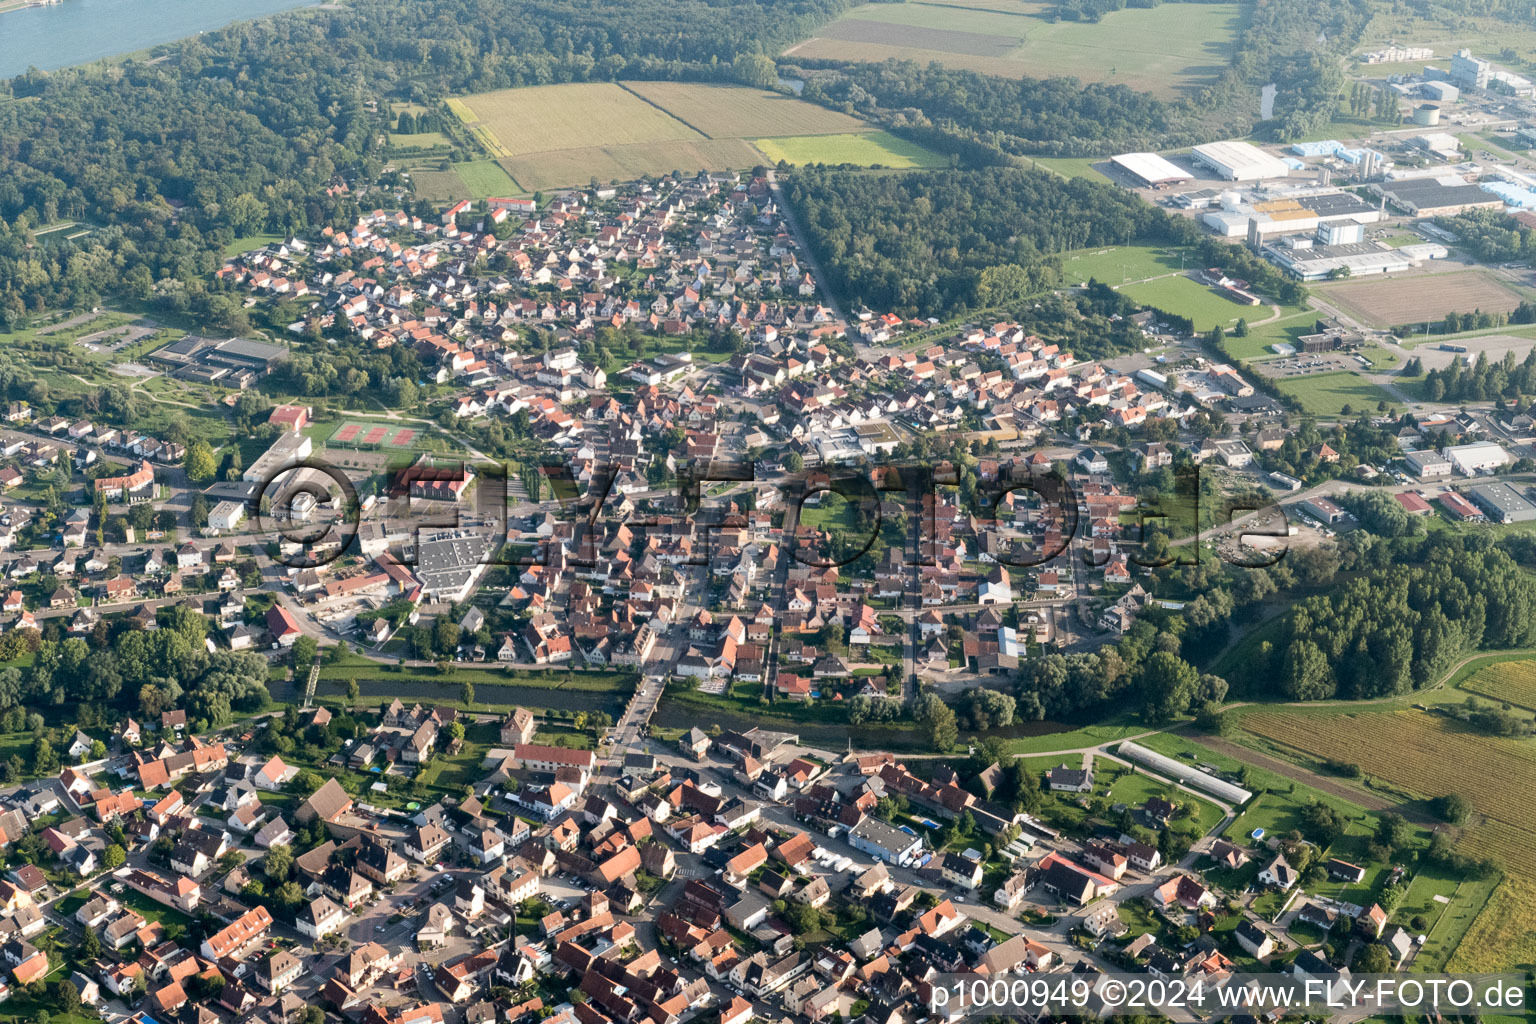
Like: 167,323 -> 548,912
327,420 -> 422,450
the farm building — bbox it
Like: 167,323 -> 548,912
1116,742 -> 1253,805
1190,141 -> 1291,181
1109,152 -> 1192,187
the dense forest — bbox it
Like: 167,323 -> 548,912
783,166 -> 1182,318
1434,208 -> 1536,263
0,0 -> 852,327
1252,538 -> 1536,699
789,59 -> 1212,157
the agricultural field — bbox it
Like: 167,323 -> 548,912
450,81 -> 893,191
1316,269 -> 1527,329
502,139 -> 765,194
1446,875 -> 1536,972
1274,370 -> 1398,417
783,1 -> 1244,99
754,131 -> 946,168
1238,708 -> 1536,876
1457,656 -> 1536,709
622,81 -> 866,138
456,84 -> 702,157
1119,274 -> 1260,331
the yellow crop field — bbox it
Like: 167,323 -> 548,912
500,138 -> 764,194
1447,877 -> 1536,972
1240,709 -> 1536,874
458,83 -> 704,158
1458,658 -> 1536,709
622,81 -> 867,138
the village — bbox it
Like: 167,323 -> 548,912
0,690 -> 1427,1024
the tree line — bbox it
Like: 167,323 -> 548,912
782,165 -> 1180,319
1418,348 -> 1536,403
1248,536 -> 1536,700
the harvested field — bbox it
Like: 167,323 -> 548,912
784,0 -> 1242,98
1319,270 -> 1526,328
457,83 -> 702,158
499,139 -> 764,194
453,81 -> 872,192
622,81 -> 866,138
1240,708 -> 1536,875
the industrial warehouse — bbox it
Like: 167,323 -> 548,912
1189,140 -> 1293,181
1370,177 -> 1506,217
1108,152 -> 1192,188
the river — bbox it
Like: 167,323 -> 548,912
0,0 -> 320,80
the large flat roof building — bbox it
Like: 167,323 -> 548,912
1444,440 -> 1512,475
1109,152 -> 1192,187
1262,238 -> 1420,281
1190,141 -> 1291,181
1372,178 -> 1504,217
1468,482 -> 1536,523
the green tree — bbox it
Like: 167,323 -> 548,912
184,440 -> 217,483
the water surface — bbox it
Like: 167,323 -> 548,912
0,0 -> 320,79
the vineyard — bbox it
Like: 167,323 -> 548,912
1458,657 -> 1536,709
1447,876 -> 1536,972
1239,709 -> 1536,875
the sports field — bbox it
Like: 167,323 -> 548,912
328,421 -> 421,450
754,131 -> 947,168
1317,270 -> 1527,329
1274,370 -> 1398,416
1239,707 -> 1536,876
1059,244 -> 1196,286
783,0 -> 1244,98
450,81 -> 897,191
1119,274 -> 1258,331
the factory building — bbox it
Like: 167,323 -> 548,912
1371,178 -> 1505,217
1190,141 -> 1291,182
